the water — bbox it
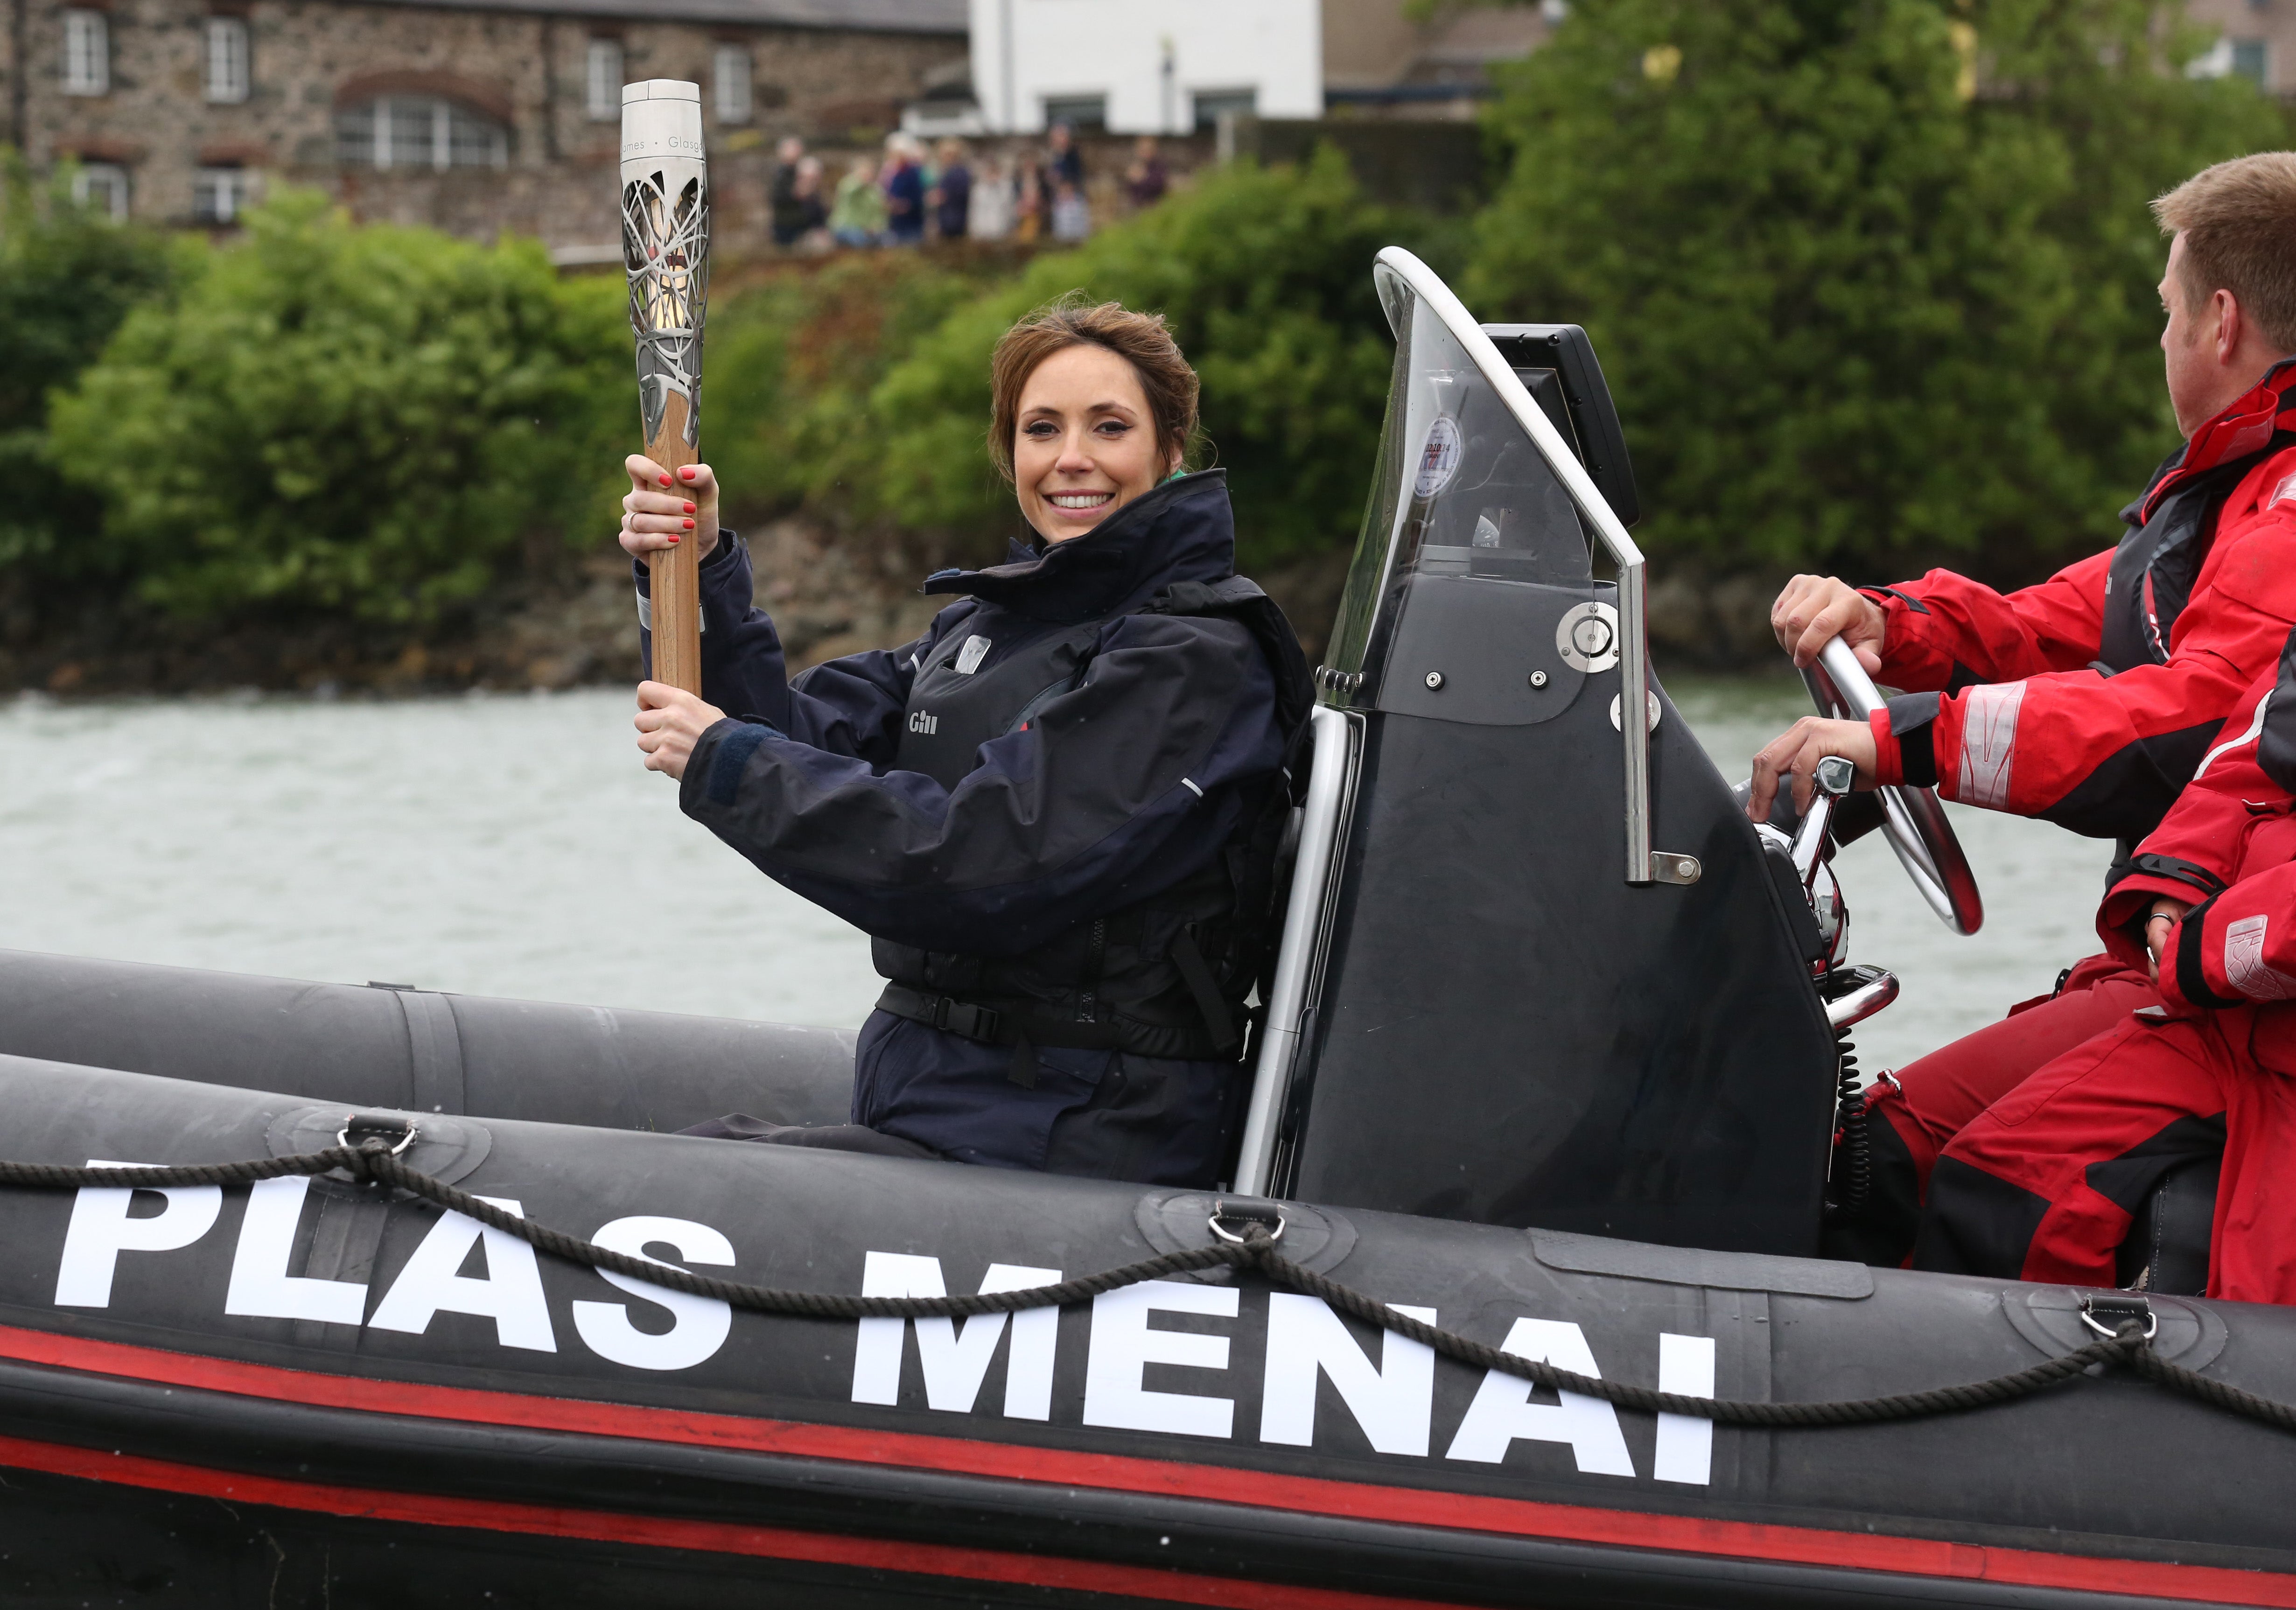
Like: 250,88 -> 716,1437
0,680 -> 2112,1075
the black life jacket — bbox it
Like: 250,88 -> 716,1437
870,576 -> 1313,1081
2101,358 -> 2296,673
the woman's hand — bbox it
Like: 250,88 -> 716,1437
2145,899 -> 2194,983
1745,715 -> 1878,820
635,681 -> 728,781
621,456 -> 721,563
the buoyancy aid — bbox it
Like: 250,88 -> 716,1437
871,566 -> 1314,1085
2102,359 -> 2296,672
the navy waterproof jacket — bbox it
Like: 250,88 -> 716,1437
637,472 -> 1287,1177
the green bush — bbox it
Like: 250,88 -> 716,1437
703,248 -> 1017,531
49,190 -> 628,623
0,156 -> 186,575
1465,0 -> 2292,576
773,151 -> 1439,570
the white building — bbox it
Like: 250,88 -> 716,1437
966,0 -> 1322,136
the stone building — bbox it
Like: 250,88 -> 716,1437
1,0 -> 967,253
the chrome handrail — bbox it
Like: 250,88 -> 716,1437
1231,705 -> 1355,1197
1371,247 -> 1654,882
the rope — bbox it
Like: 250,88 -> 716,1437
15,1143 -> 2295,1435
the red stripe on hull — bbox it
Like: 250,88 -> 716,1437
0,1430 -> 1453,1610
0,1322 -> 2291,1606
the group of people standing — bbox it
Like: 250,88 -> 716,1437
768,128 -> 1173,253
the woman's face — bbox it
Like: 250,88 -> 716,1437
1012,343 -> 1177,543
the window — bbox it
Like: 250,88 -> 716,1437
714,44 -> 751,124
203,16 -> 249,103
1190,88 -> 1255,132
71,161 -> 129,219
1041,93 -> 1106,132
2234,38 -> 2270,87
61,9 -> 108,96
586,38 -> 623,121
193,166 -> 254,223
336,97 -> 508,171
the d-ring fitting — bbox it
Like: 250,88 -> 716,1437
1208,1201 -> 1287,1246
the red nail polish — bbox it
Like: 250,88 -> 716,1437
666,535 -> 680,545
682,518 -> 695,529
658,476 -> 672,487
682,502 -> 696,514
679,467 -> 696,480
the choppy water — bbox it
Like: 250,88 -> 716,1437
0,679 -> 2111,1078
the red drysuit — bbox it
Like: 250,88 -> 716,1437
1835,362 -> 2296,1260
1917,642 -> 2296,1302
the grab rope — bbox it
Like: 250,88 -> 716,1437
9,1141 -> 2290,1435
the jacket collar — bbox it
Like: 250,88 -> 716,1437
921,470 -> 1236,622
2135,356 -> 2296,524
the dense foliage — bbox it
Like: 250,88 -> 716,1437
752,150 -> 1438,570
1465,0 -> 2292,574
0,160 -> 185,574
47,190 -> 628,623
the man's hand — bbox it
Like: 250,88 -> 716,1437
622,456 -> 721,563
1746,716 -> 1879,821
1772,574 -> 1887,673
2145,899 -> 2194,984
635,681 -> 728,781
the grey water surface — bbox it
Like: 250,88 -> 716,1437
0,678 -> 2111,1077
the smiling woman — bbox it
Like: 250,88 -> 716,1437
613,295 -> 1313,1188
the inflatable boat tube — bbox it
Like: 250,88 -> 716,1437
0,955 -> 2293,1609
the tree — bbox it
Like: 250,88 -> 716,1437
0,155 -> 185,576
1465,0 -> 2290,578
49,190 -> 627,623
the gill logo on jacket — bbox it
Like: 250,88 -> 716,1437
45,1182 -> 1718,1485
908,709 -> 939,735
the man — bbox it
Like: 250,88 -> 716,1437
1744,153 -> 2296,1262
768,137 -> 809,249
927,138 -> 972,240
882,136 -> 927,246
1915,631 -> 2296,1301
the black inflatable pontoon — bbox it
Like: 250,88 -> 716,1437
0,252 -> 2285,1610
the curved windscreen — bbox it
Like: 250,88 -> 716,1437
1324,274 -> 1595,687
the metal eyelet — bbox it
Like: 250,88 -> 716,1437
1207,1202 -> 1287,1246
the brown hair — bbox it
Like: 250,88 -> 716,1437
2154,153 -> 2296,352
987,294 -> 1200,483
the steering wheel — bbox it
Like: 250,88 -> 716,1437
1804,638 -> 1984,936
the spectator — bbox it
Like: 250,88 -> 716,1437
830,157 -> 887,248
1046,120 -> 1085,191
1050,177 -> 1092,242
882,135 -> 927,246
1013,160 -> 1045,244
1123,136 -> 1168,209
968,156 -> 1014,240
792,155 -> 830,250
929,139 -> 973,241
768,137 -> 810,248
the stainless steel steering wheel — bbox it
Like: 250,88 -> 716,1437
1803,638 -> 1984,936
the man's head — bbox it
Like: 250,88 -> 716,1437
2154,153 -> 2296,436
777,137 -> 804,164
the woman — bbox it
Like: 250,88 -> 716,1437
828,157 -> 886,248
621,299 -> 1310,1187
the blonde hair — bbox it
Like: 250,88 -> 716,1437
986,294 -> 1201,483
2154,153 -> 2296,351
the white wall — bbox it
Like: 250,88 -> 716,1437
970,0 -> 1322,135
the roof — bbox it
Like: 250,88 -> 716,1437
354,0 -> 966,34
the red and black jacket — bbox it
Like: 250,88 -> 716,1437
1864,360 -> 2296,846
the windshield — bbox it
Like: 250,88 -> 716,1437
1324,276 -> 1594,689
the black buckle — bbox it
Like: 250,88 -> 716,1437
2080,1292 -> 2158,1340
929,997 -> 1003,1043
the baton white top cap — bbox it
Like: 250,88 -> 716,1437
623,79 -> 700,104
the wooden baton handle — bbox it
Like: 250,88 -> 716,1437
645,388 -> 703,696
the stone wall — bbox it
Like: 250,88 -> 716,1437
3,0 -> 968,252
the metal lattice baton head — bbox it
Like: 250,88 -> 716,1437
620,80 -> 710,459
